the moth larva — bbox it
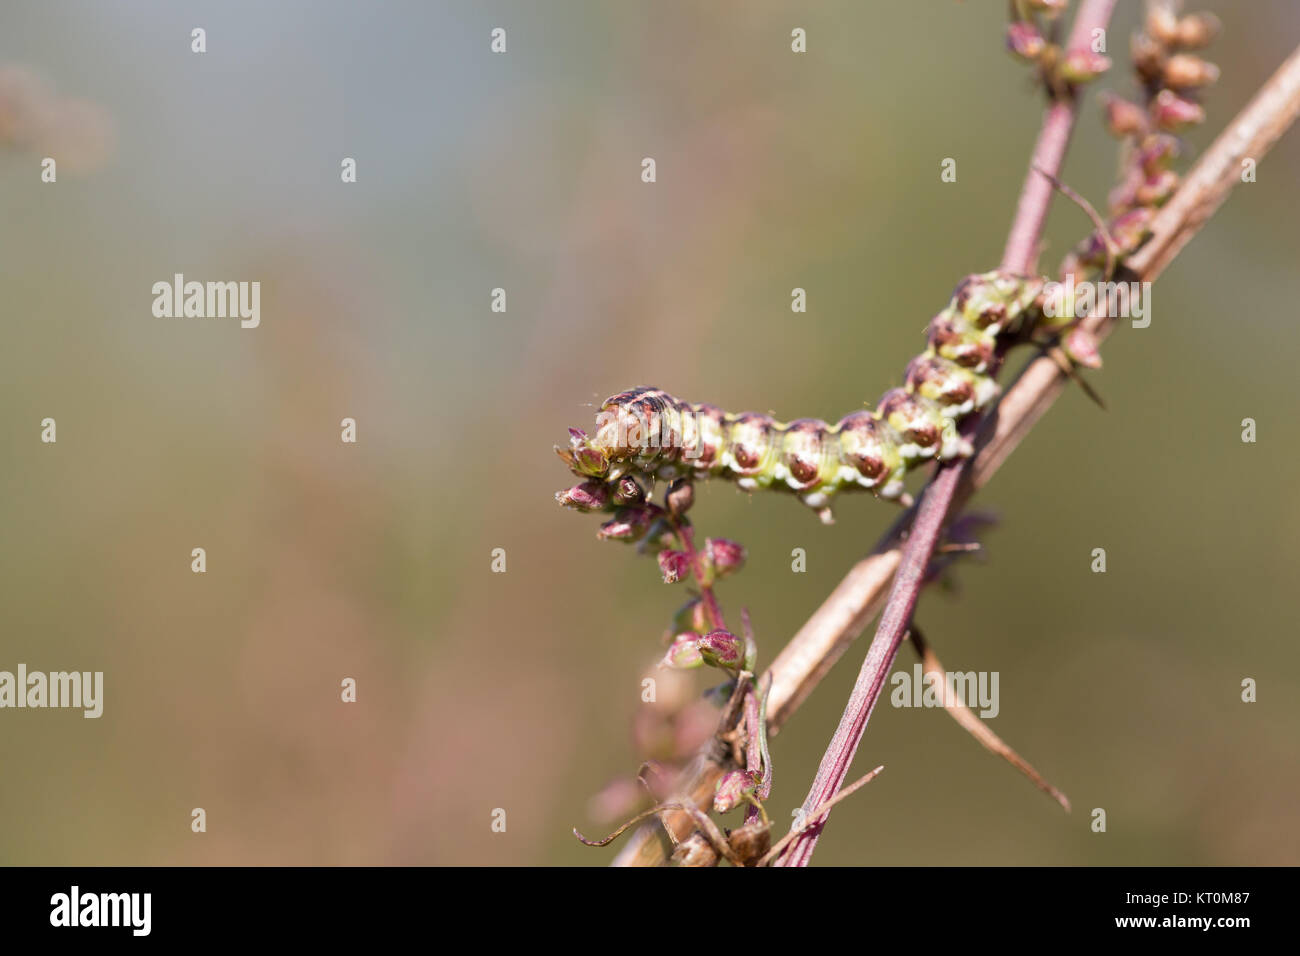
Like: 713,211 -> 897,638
557,271 -> 1046,523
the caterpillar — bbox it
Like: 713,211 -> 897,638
556,270 -> 1049,524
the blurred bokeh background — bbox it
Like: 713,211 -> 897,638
1,0 -> 1297,866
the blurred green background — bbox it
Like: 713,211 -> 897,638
1,1 -> 1297,866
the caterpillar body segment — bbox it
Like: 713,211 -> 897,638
556,271 -> 1046,524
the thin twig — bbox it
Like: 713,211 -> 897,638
909,627 -> 1070,811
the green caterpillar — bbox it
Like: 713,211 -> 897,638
556,271 -> 1047,523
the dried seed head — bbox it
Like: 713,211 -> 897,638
727,820 -> 772,864
672,832 -> 720,867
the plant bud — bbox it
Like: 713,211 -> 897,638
555,480 -> 609,512
662,632 -> 704,669
597,507 -> 653,542
665,478 -> 694,517
697,629 -> 744,669
611,475 -> 645,506
1058,49 -> 1111,85
1135,169 -> 1179,206
1163,53 -> 1219,90
1152,89 -> 1205,130
1145,5 -> 1181,46
1175,12 -> 1220,50
671,597 -> 709,635
567,427 -> 609,478
1101,94 -> 1147,137
704,538 -> 746,578
713,769 -> 754,814
1137,134 -> 1180,174
1005,21 -> 1046,61
657,549 -> 692,584
1109,207 -> 1154,255
1131,33 -> 1166,85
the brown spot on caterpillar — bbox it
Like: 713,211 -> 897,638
927,313 -> 995,369
782,419 -> 831,488
836,410 -> 888,481
879,389 -> 942,448
727,413 -> 775,475
905,355 -> 975,407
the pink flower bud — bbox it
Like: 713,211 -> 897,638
1135,169 -> 1179,206
662,632 -> 704,669
657,549 -> 692,584
1101,94 -> 1146,137
1153,89 -> 1205,130
697,629 -> 743,669
1137,134 -> 1180,174
597,507 -> 653,542
704,538 -> 746,578
1005,22 -> 1046,62
713,769 -> 757,814
555,480 -> 609,512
